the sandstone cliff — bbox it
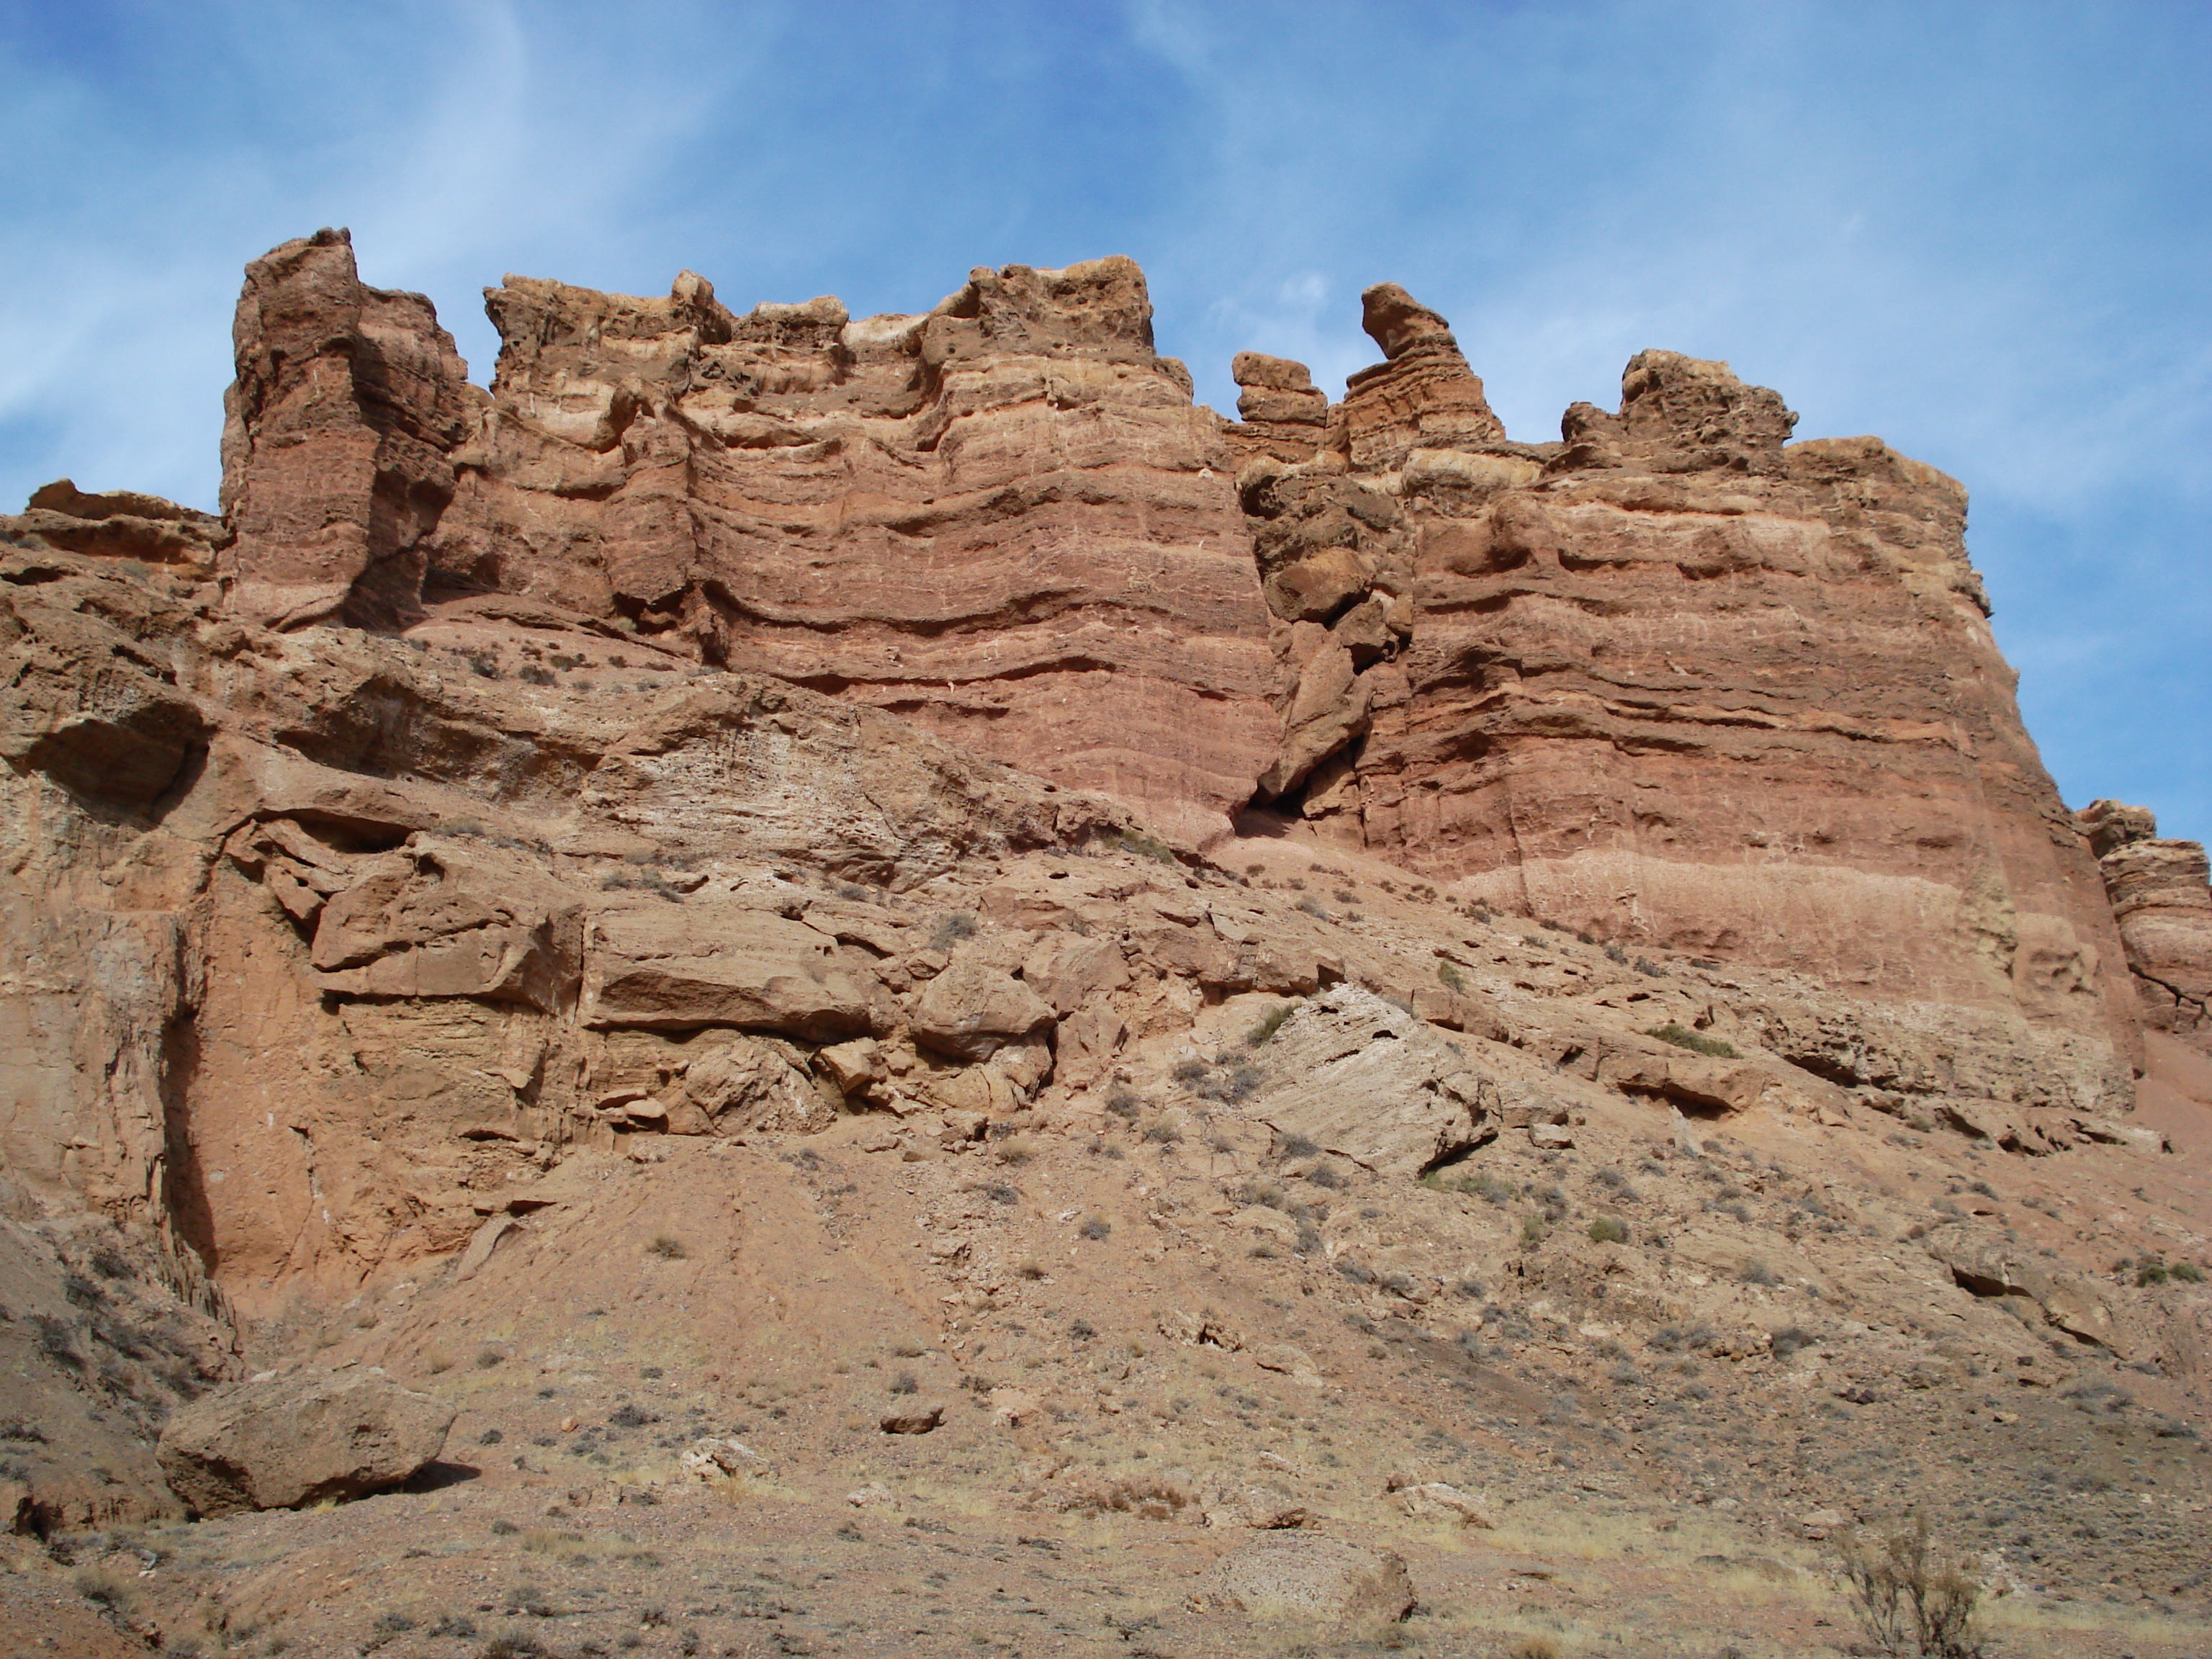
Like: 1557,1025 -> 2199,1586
216,231 -> 1277,846
1,235 -> 2207,1614
1223,287 -> 2141,1089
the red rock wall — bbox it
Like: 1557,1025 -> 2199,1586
1225,289 -> 2139,1063
202,234 -> 2145,1061
423,258 -> 1279,845
218,230 -> 480,632
2077,801 -> 2212,1053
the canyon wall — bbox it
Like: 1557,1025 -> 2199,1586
218,230 -> 1277,846
1221,284 -> 2144,1071
8,228 -> 2203,1321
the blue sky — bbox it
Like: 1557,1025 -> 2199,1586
3,1 -> 2206,845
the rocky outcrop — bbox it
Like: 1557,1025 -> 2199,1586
0,232 -> 2185,1389
156,1371 -> 454,1516
2,480 -> 225,573
218,228 -> 478,631
0,1215 -> 233,1534
292,251 -> 1280,845
2077,800 -> 2212,1051
1223,287 -> 2138,1084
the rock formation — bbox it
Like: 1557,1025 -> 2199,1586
1,234 -> 2208,1649
2077,799 -> 2212,1051
156,1370 -> 455,1516
212,232 -> 1277,845
220,228 -> 478,631
1224,286 -> 2141,1097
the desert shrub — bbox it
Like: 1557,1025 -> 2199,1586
608,1402 -> 660,1429
1069,1320 -> 1096,1341
1741,1260 -> 1782,1287
1519,1215 -> 1548,1249
476,1347 -> 506,1370
1437,960 -> 1465,992
1198,1064 -> 1262,1102
1647,1022 -> 1739,1059
888,1372 -> 917,1395
994,1134 -> 1036,1166
1771,1326 -> 1816,1358
646,1235 -> 687,1260
1171,1058 -> 1210,1084
2136,1257 -> 2206,1286
1635,956 -> 1665,977
1588,1216 -> 1629,1245
1835,1516 -> 1988,1658
890,1339 -> 925,1358
72,1566 -> 131,1609
1058,1470 -> 1197,1519
1116,830 -> 1180,867
1079,1215 -> 1112,1241
1439,1169 -> 1514,1205
1302,1162 -> 1343,1190
1244,1004 -> 1293,1046
1277,1132 -> 1321,1161
1105,1087 -> 1143,1120
1141,1119 -> 1182,1145
928,912 -> 977,951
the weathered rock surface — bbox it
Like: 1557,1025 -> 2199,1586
1929,1231 -> 2120,1350
1222,287 -> 2139,1089
217,240 -> 1280,843
218,228 -> 478,631
156,1371 -> 454,1516
0,1215 -> 233,1534
2,479 -> 225,573
2077,799 -> 2212,1052
1243,984 -> 1494,1177
1201,1532 -> 1416,1625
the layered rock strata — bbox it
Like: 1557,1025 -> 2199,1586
0,235 -> 2177,1340
2077,800 -> 2212,1051
219,228 -> 479,631
212,233 -> 1277,844
1223,287 -> 2139,1079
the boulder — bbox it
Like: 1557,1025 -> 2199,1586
879,1403 -> 945,1435
1928,1233 -> 2118,1349
1396,1480 -> 1495,1528
1202,1532 -> 1416,1626
308,838 -> 583,1010
583,902 -> 871,1040
908,956 -> 1054,1061
1244,985 -> 1494,1178
157,1372 -> 454,1517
